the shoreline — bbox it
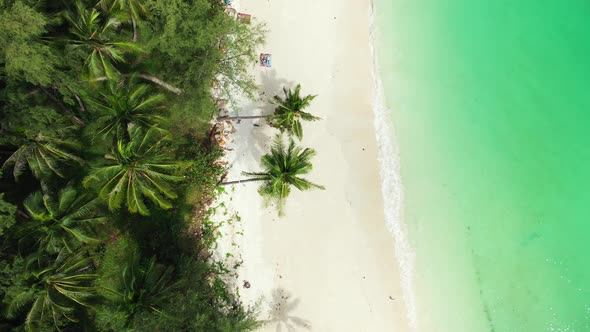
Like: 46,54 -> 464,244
368,0 -> 418,328
214,0 -> 412,330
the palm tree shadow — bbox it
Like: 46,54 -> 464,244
224,69 -> 292,116
233,70 -> 295,163
264,288 -> 312,332
249,123 -> 273,159
258,69 -> 295,115
225,71 -> 300,180
229,120 -> 270,175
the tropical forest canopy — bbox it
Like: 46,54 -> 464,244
0,0 -> 264,330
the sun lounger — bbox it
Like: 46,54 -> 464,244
260,53 -> 272,67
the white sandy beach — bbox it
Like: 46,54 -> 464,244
214,0 -> 411,330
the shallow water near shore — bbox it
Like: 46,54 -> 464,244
373,0 -> 590,331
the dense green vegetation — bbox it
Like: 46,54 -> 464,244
0,0 -> 263,330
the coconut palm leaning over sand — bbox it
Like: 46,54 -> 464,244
217,83 -> 320,141
270,83 -> 320,141
223,134 -> 324,216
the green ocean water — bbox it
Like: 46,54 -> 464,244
374,1 -> 590,331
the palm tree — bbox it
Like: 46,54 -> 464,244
269,84 -> 320,141
1,107 -> 83,181
4,252 -> 97,331
226,135 -> 324,216
86,79 -> 166,142
2,132 -> 82,181
64,2 -> 141,79
83,126 -> 186,216
97,255 -> 183,329
96,0 -> 150,42
19,185 -> 105,256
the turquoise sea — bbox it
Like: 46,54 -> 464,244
373,1 -> 590,331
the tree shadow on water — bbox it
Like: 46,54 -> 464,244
264,288 -> 312,332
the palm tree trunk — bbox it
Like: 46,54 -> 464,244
137,74 -> 181,94
217,115 -> 268,121
74,95 -> 86,113
131,14 -> 138,42
17,209 -> 29,219
90,75 -> 182,95
220,178 -> 262,186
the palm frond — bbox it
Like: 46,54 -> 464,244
244,134 -> 323,216
270,84 -> 319,140
6,291 -> 35,319
86,81 -> 168,142
12,251 -> 97,330
84,127 -> 182,215
20,184 -> 104,255
64,2 -> 140,78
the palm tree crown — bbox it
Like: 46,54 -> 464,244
64,2 -> 141,78
83,126 -> 185,215
87,79 -> 166,142
2,111 -> 82,181
244,135 -> 324,216
98,255 -> 183,329
96,0 -> 150,42
270,84 -> 320,141
3,134 -> 82,181
20,185 -> 104,256
4,253 -> 97,331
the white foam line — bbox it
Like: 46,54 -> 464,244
368,1 -> 418,330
